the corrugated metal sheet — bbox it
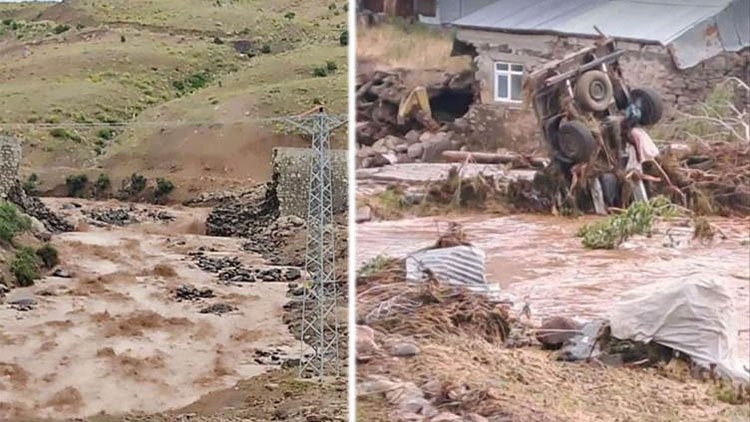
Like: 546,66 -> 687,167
454,0 -> 749,68
405,245 -> 487,286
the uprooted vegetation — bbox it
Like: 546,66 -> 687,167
361,167 -> 513,220
356,231 -> 750,421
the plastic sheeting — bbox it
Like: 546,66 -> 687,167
405,245 -> 487,286
610,278 -> 749,383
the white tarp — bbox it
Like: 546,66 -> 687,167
610,278 -> 749,383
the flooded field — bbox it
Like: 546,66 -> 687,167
0,199 -> 299,420
357,215 -> 750,361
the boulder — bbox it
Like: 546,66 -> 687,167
536,316 -> 583,349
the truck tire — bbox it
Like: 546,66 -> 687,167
631,87 -> 663,126
575,70 -> 613,112
557,120 -> 596,163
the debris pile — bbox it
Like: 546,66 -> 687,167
191,251 -> 302,283
206,183 -> 278,238
356,69 -> 478,169
199,303 -> 237,315
82,205 -> 176,227
357,229 -> 749,420
173,284 -> 215,302
654,141 -> 750,215
7,183 -> 72,233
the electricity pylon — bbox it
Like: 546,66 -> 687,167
279,107 -> 345,379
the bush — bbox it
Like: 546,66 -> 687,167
11,247 -> 40,287
65,173 -> 89,197
36,244 -> 59,269
97,128 -> 115,140
2,19 -> 12,26
50,128 -> 82,142
23,173 -> 39,195
155,177 -> 175,198
128,173 -> 147,193
52,24 -> 70,34
94,173 -> 111,194
326,60 -> 338,72
284,12 -> 296,20
312,66 -> 328,77
339,29 -> 348,46
173,72 -> 210,94
0,202 -> 31,243
261,44 -> 271,54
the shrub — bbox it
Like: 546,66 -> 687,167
312,66 -> 328,77
261,44 -> 271,54
94,173 -> 111,194
50,128 -> 82,142
128,173 -> 147,193
284,12 -> 296,20
0,202 -> 31,243
155,177 -> 175,198
97,128 -> 115,140
339,29 -> 348,46
326,60 -> 338,72
52,24 -> 70,34
36,244 -> 59,269
65,173 -> 89,197
23,173 -> 39,195
2,19 -> 13,26
11,247 -> 40,287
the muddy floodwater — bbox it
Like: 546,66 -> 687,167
357,215 -> 750,361
0,199 -> 299,420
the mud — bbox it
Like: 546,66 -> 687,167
0,198 -> 301,420
357,215 -> 750,362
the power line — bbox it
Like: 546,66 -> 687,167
0,115 -> 347,129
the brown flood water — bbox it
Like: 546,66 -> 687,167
357,215 -> 750,361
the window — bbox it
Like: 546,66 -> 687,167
494,62 -> 524,103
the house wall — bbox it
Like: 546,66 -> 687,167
455,29 -> 750,152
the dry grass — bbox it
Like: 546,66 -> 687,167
357,21 -> 471,72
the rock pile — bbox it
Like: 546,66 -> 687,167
206,183 -> 278,238
191,251 -> 303,283
356,69 -> 477,169
173,284 -> 215,302
84,207 -> 139,226
199,303 -> 237,315
7,183 -> 72,233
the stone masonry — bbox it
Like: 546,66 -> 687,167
0,136 -> 21,200
272,147 -> 348,218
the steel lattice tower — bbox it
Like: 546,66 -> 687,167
280,109 -> 345,378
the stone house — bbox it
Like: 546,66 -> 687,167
450,0 -> 749,151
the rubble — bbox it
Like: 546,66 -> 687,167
190,251 -> 302,283
173,284 -> 215,302
198,303 -> 237,315
356,69 -> 481,169
7,183 -> 72,233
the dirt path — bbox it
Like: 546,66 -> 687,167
0,199 -> 300,420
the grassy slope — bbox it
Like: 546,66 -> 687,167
0,0 -> 347,193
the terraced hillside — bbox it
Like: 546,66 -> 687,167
0,0 -> 348,199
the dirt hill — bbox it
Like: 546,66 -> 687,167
0,0 -> 348,200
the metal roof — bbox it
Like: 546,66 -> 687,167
454,0 -> 749,68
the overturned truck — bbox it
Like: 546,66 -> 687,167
527,38 -> 666,214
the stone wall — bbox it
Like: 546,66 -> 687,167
272,147 -> 348,218
455,29 -> 750,151
0,136 -> 21,200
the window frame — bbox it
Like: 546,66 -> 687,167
494,61 -> 524,104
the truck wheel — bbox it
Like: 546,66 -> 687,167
557,121 -> 596,163
575,70 -> 613,112
631,87 -> 663,126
